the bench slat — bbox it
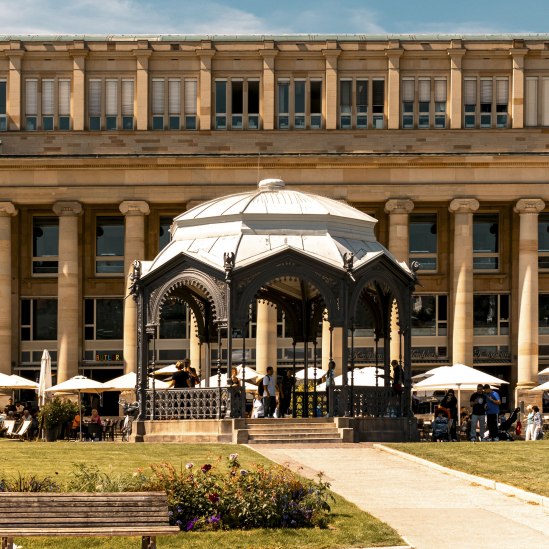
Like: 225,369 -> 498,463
0,492 -> 179,540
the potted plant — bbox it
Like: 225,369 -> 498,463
39,397 -> 78,441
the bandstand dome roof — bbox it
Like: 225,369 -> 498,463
142,179 -> 409,276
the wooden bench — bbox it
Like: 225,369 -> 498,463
0,492 -> 180,549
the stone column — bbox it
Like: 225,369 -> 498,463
7,48 -> 23,131
134,49 -> 151,131
323,49 -> 341,130
255,300 -> 277,376
386,48 -> 403,130
515,198 -> 545,388
449,198 -> 479,366
120,201 -> 150,374
510,49 -> 527,129
448,47 -> 465,129
0,203 -> 17,375
53,201 -> 83,382
260,48 -> 277,130
385,199 -> 414,361
197,46 -> 215,131
322,319 -> 344,377
69,46 -> 87,131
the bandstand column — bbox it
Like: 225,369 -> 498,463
255,300 -> 277,376
120,201 -> 150,374
322,319 -> 343,376
0,202 -> 17,375
449,198 -> 479,366
189,312 -> 204,377
515,198 -> 545,389
53,201 -> 83,382
385,199 -> 414,363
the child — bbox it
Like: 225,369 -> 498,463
432,408 -> 450,442
251,392 -> 264,419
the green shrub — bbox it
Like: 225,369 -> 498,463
67,463 -> 149,492
0,472 -> 61,492
38,397 -> 78,429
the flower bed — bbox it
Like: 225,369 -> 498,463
2,454 -> 334,532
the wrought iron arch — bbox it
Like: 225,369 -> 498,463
233,261 -> 340,328
147,269 -> 226,328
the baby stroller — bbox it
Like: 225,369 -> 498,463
482,407 -> 520,441
497,407 -> 520,441
432,412 -> 450,442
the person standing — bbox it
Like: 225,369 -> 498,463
279,370 -> 295,418
484,384 -> 501,441
525,405 -> 535,441
532,405 -> 543,440
262,366 -> 277,418
469,384 -> 487,442
169,360 -> 190,388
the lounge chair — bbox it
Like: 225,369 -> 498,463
12,419 -> 32,441
1,419 -> 16,437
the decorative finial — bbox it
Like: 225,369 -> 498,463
258,178 -> 285,191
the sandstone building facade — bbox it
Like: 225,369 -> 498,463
1,34 -> 549,406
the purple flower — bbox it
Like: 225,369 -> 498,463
185,462 -> 194,469
185,518 -> 199,531
208,492 -> 220,503
229,453 -> 238,461
201,464 -> 212,473
240,469 -> 248,476
207,514 -> 221,524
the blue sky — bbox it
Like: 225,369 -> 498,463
0,0 -> 547,35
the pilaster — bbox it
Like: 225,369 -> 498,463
133,49 -> 152,131
260,49 -> 277,130
385,48 -> 403,130
322,49 -> 341,130
448,48 -> 465,129
7,48 -> 23,131
69,49 -> 88,131
197,46 -> 215,131
510,49 -> 528,129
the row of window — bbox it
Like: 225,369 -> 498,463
409,212 -> 549,273
33,216 -> 172,276
3,74 -> 547,131
28,211 -> 549,278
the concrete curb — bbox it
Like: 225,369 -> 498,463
374,444 -> 549,510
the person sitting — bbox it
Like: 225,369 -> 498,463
87,408 -> 103,441
251,393 -> 264,418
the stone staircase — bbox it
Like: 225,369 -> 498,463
233,417 -> 353,444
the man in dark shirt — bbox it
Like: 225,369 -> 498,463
469,383 -> 487,441
169,361 -> 190,388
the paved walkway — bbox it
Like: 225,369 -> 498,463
250,444 -> 549,549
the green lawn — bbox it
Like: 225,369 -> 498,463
389,440 -> 549,497
0,440 -> 403,549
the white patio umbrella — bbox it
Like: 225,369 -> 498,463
537,367 -> 549,377
46,375 -> 107,441
530,380 -> 549,392
295,367 -> 328,381
198,373 -> 257,391
153,364 -> 178,376
104,372 -> 170,391
37,349 -> 52,407
234,364 -> 259,380
413,363 -> 509,426
317,367 -> 382,391
0,372 -> 38,390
